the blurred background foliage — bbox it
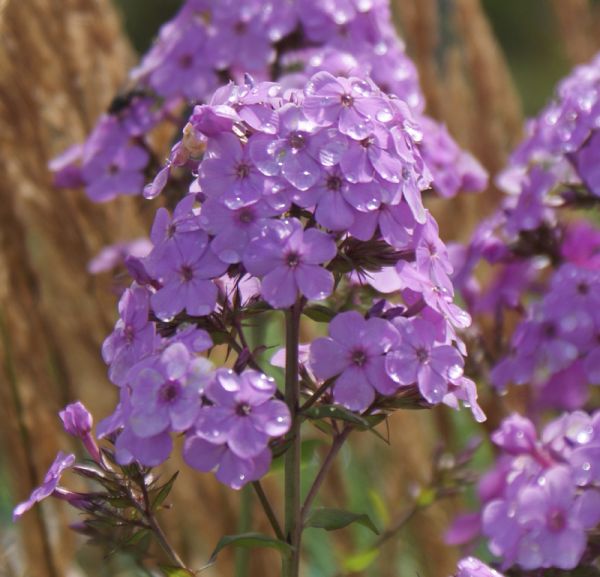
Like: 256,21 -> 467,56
0,1 -> 598,577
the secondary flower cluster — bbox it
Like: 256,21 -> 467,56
449,412 -> 600,572
497,51 -> 600,240
490,254 -> 600,409
451,53 -> 600,411
51,0 -> 486,204
100,339 -> 291,487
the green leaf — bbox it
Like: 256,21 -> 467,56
209,532 -> 293,563
151,471 -> 179,511
305,508 -> 379,535
303,304 -> 336,323
303,404 -> 370,428
368,490 -> 390,526
159,566 -> 195,577
342,548 -> 380,572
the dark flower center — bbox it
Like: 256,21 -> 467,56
416,347 -> 429,363
340,93 -> 354,107
180,265 -> 194,282
547,509 -> 566,532
542,322 -> 557,339
238,208 -> 255,224
577,282 -> 589,295
236,403 -> 252,416
360,137 -> 373,149
107,163 -> 119,176
179,54 -> 194,69
289,132 -> 306,150
124,324 -> 135,344
351,349 -> 367,367
326,174 -> 343,191
234,21 -> 247,35
159,382 -> 180,404
401,166 -> 411,180
286,251 -> 301,268
235,162 -> 251,179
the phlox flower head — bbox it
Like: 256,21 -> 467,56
184,369 -> 290,489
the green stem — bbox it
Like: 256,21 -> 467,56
282,302 -> 302,577
300,426 -> 352,523
252,481 -> 285,541
234,485 -> 253,577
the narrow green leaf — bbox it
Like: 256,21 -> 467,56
303,304 -> 336,323
152,471 -> 179,511
209,532 -> 293,563
303,404 -> 370,428
305,508 -> 379,535
343,548 -> 380,572
159,566 -> 195,577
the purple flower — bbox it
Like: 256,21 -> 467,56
455,558 -> 504,577
102,284 -> 157,386
147,232 -> 228,320
150,195 -> 204,249
81,116 -> 149,202
243,218 -> 336,308
184,435 -> 271,490
184,369 -> 290,489
249,103 -> 323,191
575,129 -> 600,196
515,466 -> 593,570
60,402 -> 92,437
304,72 -> 381,140
196,369 -> 290,456
87,238 -> 152,275
128,343 -> 211,438
310,311 -> 400,411
13,452 -> 75,520
491,413 -> 538,456
386,318 -> 464,403
138,20 -> 217,101
210,4 -> 276,73
198,133 -> 268,209
199,198 -> 278,263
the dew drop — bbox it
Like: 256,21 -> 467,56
576,427 -> 593,444
376,108 -> 393,123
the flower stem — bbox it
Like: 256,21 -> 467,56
282,302 -> 302,577
252,480 -> 285,541
300,426 -> 352,523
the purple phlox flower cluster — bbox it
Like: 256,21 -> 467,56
496,51 -> 600,239
453,557 -> 504,577
50,97 -> 158,202
449,412 -> 600,571
417,116 -> 488,198
491,259 -> 600,409
100,315 -> 291,489
184,369 -> 290,489
308,310 -> 484,420
143,74 -> 436,308
52,0 -> 486,204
